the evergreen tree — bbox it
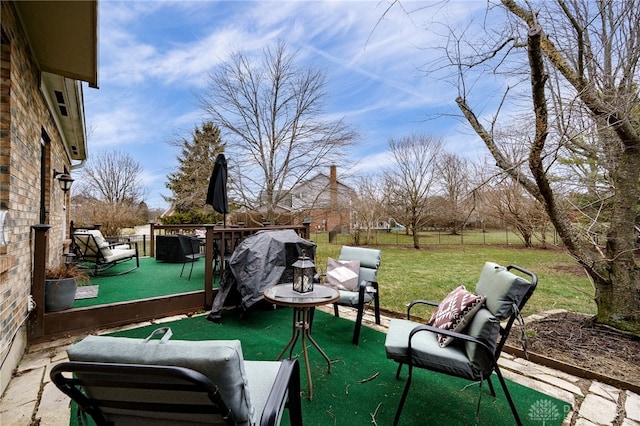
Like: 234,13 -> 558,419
165,122 -> 226,221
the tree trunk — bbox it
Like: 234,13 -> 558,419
596,146 -> 640,332
457,3 -> 640,334
533,25 -> 639,334
411,224 -> 420,249
519,3 -> 640,334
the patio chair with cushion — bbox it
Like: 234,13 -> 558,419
50,327 -> 302,426
322,246 -> 382,345
384,262 -> 537,426
73,229 -> 139,275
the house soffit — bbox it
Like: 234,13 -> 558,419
41,72 -> 88,161
14,1 -> 98,88
14,1 -> 98,162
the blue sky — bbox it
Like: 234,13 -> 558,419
83,1 -> 492,209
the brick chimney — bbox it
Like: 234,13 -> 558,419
330,165 -> 337,211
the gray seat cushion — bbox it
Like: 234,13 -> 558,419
385,307 -> 500,380
385,319 -> 477,379
244,361 -> 285,425
464,308 -> 500,374
336,290 -> 374,306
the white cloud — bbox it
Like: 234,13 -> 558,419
348,150 -> 392,176
86,104 -> 145,148
85,1 -> 507,209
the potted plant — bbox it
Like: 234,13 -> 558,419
44,263 -> 90,312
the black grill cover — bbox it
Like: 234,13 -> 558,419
208,229 -> 316,321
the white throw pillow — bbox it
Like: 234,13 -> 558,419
325,257 -> 360,291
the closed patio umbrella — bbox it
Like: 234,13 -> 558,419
206,153 -> 228,226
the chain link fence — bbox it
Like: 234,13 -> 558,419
313,228 -> 561,248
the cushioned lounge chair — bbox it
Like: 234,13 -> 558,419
73,229 -> 139,275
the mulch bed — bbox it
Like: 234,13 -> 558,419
508,311 -> 640,386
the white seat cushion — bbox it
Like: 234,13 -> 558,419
104,247 -> 136,263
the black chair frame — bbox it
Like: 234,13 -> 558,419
212,236 -> 241,280
177,234 -> 206,280
51,359 -> 303,426
72,233 -> 139,276
332,279 -> 380,345
392,265 -> 537,426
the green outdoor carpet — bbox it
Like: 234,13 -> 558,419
72,257 -> 218,308
68,307 -> 570,425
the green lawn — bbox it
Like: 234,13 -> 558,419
309,232 -> 596,318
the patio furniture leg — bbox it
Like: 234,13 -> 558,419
275,307 -> 332,401
300,316 -> 313,401
276,308 -> 300,361
495,366 -> 523,425
393,364 -> 413,426
305,320 -> 332,373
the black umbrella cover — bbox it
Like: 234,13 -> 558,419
206,153 -> 228,214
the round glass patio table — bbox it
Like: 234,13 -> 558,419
263,284 -> 339,401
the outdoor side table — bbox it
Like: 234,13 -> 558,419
263,284 -> 340,401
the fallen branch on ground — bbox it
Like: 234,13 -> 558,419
358,372 -> 379,383
370,402 -> 382,425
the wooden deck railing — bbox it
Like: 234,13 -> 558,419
29,223 -> 310,343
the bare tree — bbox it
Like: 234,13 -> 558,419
436,152 -> 471,234
72,150 -> 147,234
443,0 -> 640,333
201,41 -> 357,225
482,175 -> 551,248
383,135 -> 442,249
77,150 -> 146,205
351,175 -> 387,246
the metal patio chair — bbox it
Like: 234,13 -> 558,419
73,229 -> 139,275
323,246 -> 382,345
177,234 -> 206,280
384,262 -> 537,425
51,329 -> 303,426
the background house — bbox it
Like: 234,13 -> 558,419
0,1 -> 98,394
290,165 -> 355,233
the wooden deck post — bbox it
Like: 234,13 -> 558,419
149,221 -> 156,257
30,224 -> 51,340
204,225 -> 214,307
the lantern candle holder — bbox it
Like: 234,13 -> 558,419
292,250 -> 315,293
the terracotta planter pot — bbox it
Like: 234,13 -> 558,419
45,277 -> 77,312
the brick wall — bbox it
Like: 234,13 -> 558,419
0,2 -> 72,394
